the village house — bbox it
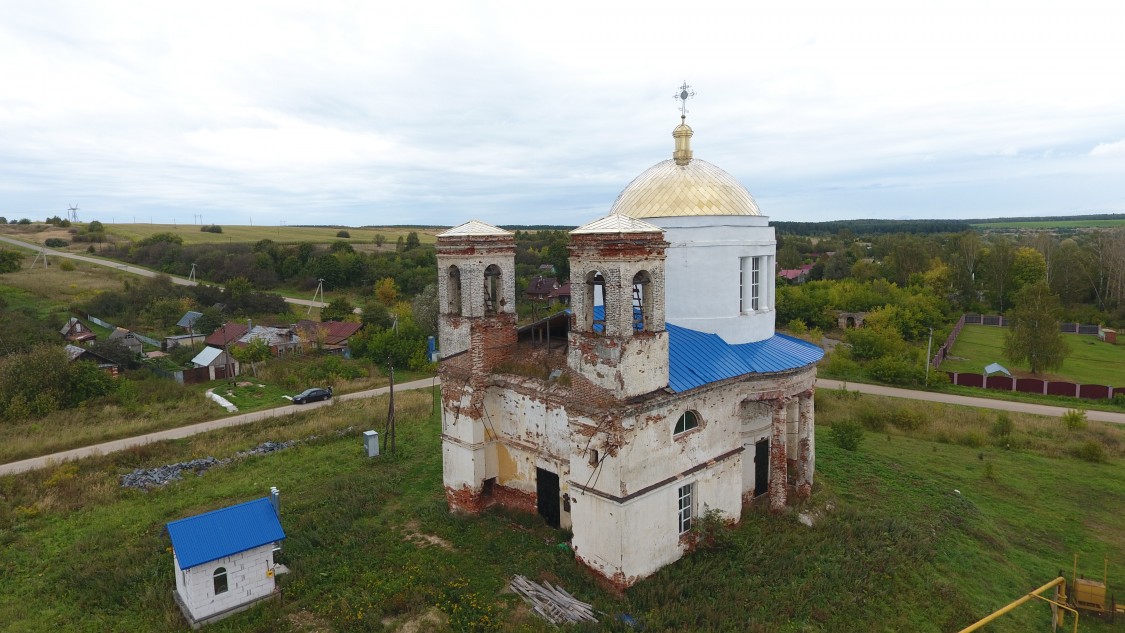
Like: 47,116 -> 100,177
294,319 -> 363,357
108,326 -> 144,355
59,317 -> 96,343
177,310 -> 204,333
167,490 -> 287,628
525,276 -> 560,301
64,343 -> 120,375
437,114 -> 823,587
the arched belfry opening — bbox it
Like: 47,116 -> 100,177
584,270 -> 607,333
484,264 -> 502,314
447,265 -> 462,316
632,270 -> 653,332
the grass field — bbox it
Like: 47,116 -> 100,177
0,389 -> 1122,632
1,222 -> 442,247
939,324 -> 1125,385
0,259 -> 131,312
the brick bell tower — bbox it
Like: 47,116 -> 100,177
567,214 -> 669,399
435,220 -> 518,363
436,220 -> 518,512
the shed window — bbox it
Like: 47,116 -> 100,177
674,410 -> 700,435
213,567 -> 228,595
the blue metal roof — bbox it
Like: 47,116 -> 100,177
666,324 -> 824,393
586,306 -> 823,393
167,498 -> 286,570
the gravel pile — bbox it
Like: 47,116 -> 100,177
120,439 -> 303,490
120,457 -> 229,490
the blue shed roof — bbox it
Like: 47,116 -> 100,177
585,306 -> 823,393
176,311 -> 204,328
167,498 -> 286,570
666,324 -> 824,392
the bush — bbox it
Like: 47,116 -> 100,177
1062,409 -> 1087,431
45,238 -> 69,247
990,411 -> 1013,438
825,352 -> 863,380
830,420 -> 864,451
1073,440 -> 1107,463
866,356 -> 926,387
889,408 -> 926,431
59,261 -> 76,272
201,225 -> 223,234
336,230 -> 351,238
857,405 -> 888,431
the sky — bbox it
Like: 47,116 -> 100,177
1,1 -> 1123,228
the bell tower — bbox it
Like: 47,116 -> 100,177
567,214 -> 669,399
435,220 -> 517,364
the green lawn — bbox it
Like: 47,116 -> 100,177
1,389 -> 1122,632
939,324 -> 1125,386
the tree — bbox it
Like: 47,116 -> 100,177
1003,281 -> 1069,375
405,231 -> 421,251
194,306 -> 224,336
411,283 -> 439,337
231,338 -> 271,377
981,238 -> 1016,312
375,277 -> 398,305
321,297 -> 356,322
374,234 -> 386,248
1010,246 -> 1047,295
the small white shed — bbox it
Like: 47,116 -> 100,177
166,493 -> 287,628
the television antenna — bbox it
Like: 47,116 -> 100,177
67,203 -> 79,222
308,278 -> 325,315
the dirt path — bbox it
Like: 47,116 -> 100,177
0,377 -> 438,476
816,378 -> 1125,425
0,234 -> 326,309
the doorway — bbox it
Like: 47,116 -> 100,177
536,468 -> 560,528
754,439 -> 769,497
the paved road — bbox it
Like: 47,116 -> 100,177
0,377 -> 438,477
0,234 -> 326,309
816,378 -> 1125,425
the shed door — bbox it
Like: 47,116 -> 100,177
536,468 -> 560,528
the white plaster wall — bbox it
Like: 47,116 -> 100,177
649,215 -> 776,344
567,332 -> 669,399
571,458 -> 741,583
178,544 -> 276,621
485,390 -> 572,461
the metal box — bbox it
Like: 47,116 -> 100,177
363,430 -> 380,458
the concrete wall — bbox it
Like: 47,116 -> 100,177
650,215 -> 776,344
175,543 -> 276,622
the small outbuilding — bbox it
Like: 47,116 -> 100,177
167,492 -> 287,628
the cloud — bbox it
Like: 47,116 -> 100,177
1090,139 -> 1125,157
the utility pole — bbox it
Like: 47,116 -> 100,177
383,358 -> 396,456
308,278 -> 325,316
925,327 -> 934,386
188,263 -> 196,283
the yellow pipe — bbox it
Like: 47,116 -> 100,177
957,577 -> 1068,633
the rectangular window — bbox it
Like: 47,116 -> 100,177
677,483 -> 694,534
751,257 -> 761,311
739,258 -> 745,312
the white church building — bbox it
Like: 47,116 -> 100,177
437,112 -> 823,588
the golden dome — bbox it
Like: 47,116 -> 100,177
609,158 -> 762,218
609,118 -> 760,218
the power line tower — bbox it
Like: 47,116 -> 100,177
67,203 -> 79,223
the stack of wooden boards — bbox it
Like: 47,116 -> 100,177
509,574 -> 598,624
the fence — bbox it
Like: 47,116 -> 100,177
932,314 -> 1107,370
945,372 -> 1120,400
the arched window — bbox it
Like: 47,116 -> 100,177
447,265 -> 462,316
213,567 -> 228,595
674,411 -> 700,435
632,270 -> 652,332
483,264 -> 502,313
585,271 -> 606,333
